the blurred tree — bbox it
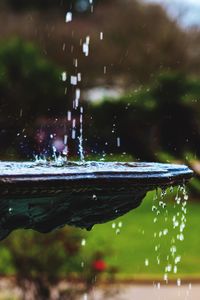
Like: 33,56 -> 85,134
86,72 -> 200,160
0,38 -> 70,158
152,72 -> 200,156
2,228 -> 83,299
1,0 -> 109,12
0,0 -> 189,88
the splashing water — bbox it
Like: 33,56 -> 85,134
81,239 -> 86,247
65,12 -> 72,23
60,6 -> 97,162
151,184 -> 189,285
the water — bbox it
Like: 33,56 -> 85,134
150,185 -> 189,285
0,161 -> 192,178
65,12 -> 72,23
60,9 -> 96,162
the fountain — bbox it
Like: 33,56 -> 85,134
0,1 -> 194,242
0,160 -> 193,240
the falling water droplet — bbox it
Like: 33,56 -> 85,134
173,266 -> 178,273
65,12 -> 72,23
112,223 -> 116,229
163,229 -> 168,235
145,259 -> 149,266
175,256 -> 181,264
67,111 -> 71,121
61,71 -> 67,81
117,137 -> 121,147
70,75 -> 77,86
118,221 -> 123,228
92,194 -> 97,200
81,239 -> 86,247
116,228 -> 120,235
163,274 -> 168,282
83,293 -> 88,300
177,278 -> 181,287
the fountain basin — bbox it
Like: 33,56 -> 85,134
0,161 -> 193,240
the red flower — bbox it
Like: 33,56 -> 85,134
92,259 -> 107,272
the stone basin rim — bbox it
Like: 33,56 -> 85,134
0,161 -> 193,186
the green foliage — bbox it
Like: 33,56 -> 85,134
0,38 -> 66,119
1,227 -> 83,298
87,72 -> 200,160
0,38 -> 69,158
152,72 -> 189,104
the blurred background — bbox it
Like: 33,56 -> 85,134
0,0 -> 200,299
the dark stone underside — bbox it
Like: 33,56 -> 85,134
0,182 -> 149,240
0,161 -> 193,240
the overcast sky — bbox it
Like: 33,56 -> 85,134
143,0 -> 200,27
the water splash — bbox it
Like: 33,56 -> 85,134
78,106 -> 85,161
151,184 -> 189,284
81,239 -> 86,247
65,12 -> 72,23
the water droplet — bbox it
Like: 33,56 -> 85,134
163,229 -> 168,235
152,205 -> 157,212
180,223 -> 185,232
112,223 -> 116,229
70,75 -> 77,85
117,137 -> 121,147
67,111 -> 71,121
166,264 -> 172,272
77,73 -> 82,82
118,221 -> 123,228
173,265 -> 178,273
179,233 -> 184,241
163,274 -> 168,281
61,71 -> 67,81
83,293 -> 88,300
177,278 -> 181,286
65,12 -> 72,23
116,228 -> 120,235
175,256 -> 181,264
81,239 -> 86,247
170,245 -> 177,255
145,259 -> 149,266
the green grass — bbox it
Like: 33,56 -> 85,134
82,189 -> 200,280
1,188 -> 200,281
